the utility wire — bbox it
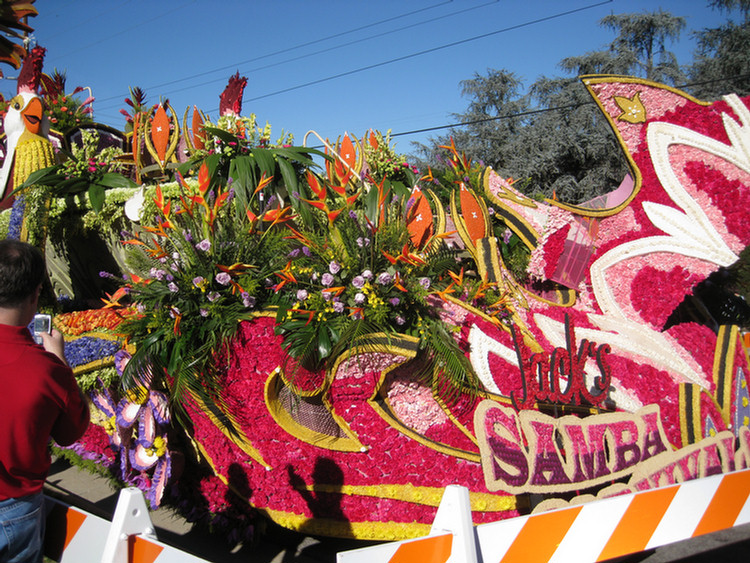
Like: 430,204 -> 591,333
224,0 -> 613,112
387,73 -> 750,140
93,0 -> 454,107
48,0 -> 199,60
103,0 -> 500,106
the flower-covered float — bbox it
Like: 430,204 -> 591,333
2,61 -> 750,543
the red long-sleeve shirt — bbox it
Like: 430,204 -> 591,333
0,323 -> 90,500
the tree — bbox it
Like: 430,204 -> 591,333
689,0 -> 750,99
598,10 -> 686,84
415,10 -> 688,203
414,69 -> 531,176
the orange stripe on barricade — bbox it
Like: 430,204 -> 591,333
63,507 -> 86,551
597,485 -> 678,561
128,536 -> 164,563
129,535 -> 164,563
501,505 -> 583,563
388,534 -> 452,563
693,469 -> 750,537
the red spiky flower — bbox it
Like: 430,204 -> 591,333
219,72 -> 247,117
17,45 -> 45,94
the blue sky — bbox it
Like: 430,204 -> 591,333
4,0 -> 741,154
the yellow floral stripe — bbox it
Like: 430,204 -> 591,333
71,358 -> 116,375
296,483 -> 517,512
368,397 -> 481,462
712,324 -> 738,427
190,391 -> 270,468
264,369 -> 365,452
261,508 -> 432,540
197,431 -> 519,540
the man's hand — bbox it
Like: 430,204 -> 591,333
40,327 -> 68,365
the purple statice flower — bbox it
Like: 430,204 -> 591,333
170,262 -> 179,272
296,289 -> 308,301
390,297 -> 400,306
166,273 -> 174,282
322,290 -> 332,301
199,308 -> 209,317
168,282 -> 179,293
216,272 -> 231,285
362,269 -> 373,281
395,315 -> 406,326
356,237 -> 371,248
502,228 -> 512,244
321,273 -> 334,287
354,292 -> 366,305
288,248 -> 300,258
329,261 -> 341,275
302,246 -> 311,257
419,277 -> 431,290
487,206 -> 495,216
196,239 -> 211,252
207,291 -> 220,302
169,306 -> 180,317
333,301 -> 344,313
377,272 -> 392,285
352,275 -> 365,289
349,210 -> 357,220
241,292 -> 256,308
183,230 -> 193,242
150,268 -> 166,280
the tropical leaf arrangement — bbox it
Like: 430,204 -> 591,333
103,130 -> 526,420
19,129 -> 135,212
106,162 -> 291,424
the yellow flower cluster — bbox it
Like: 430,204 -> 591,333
12,135 -> 55,191
145,436 -> 167,458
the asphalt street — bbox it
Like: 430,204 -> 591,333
44,457 -> 750,563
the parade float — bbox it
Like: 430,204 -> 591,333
2,46 -> 750,544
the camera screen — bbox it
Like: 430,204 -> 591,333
33,316 -> 50,333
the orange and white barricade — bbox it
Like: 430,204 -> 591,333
44,488 -> 210,563
337,469 -> 750,563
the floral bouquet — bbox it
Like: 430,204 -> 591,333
273,150 -> 484,402
20,129 -> 134,212
110,163 -> 292,420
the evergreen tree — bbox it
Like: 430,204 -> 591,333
690,0 -> 750,99
415,10 -> 687,203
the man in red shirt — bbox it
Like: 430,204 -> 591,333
0,240 -> 89,563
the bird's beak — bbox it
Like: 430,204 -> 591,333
21,97 -> 44,135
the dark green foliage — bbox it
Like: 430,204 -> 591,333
414,10 -> 691,203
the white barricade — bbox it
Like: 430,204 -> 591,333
337,468 -> 750,563
44,488 -> 210,563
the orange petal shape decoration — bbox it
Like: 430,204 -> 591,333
368,130 -> 379,150
339,134 -> 356,171
406,188 -> 433,249
191,106 -> 205,150
150,105 -> 170,164
336,134 -> 356,184
459,184 -> 487,243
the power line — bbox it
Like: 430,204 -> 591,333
386,73 -> 750,141
221,0 -> 613,113
101,0 -> 500,108
93,0 -> 454,107
48,0 -> 198,60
